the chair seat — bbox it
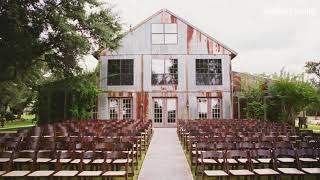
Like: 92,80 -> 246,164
192,150 -> 205,155
71,159 -> 91,164
238,158 -> 258,163
36,158 -> 52,163
218,159 -> 238,164
229,170 -> 254,176
2,171 -> 31,177
102,171 -> 126,176
77,171 -> 102,176
277,168 -> 305,175
13,158 -> 32,162
92,159 -> 112,164
302,168 -> 320,174
53,170 -> 79,176
204,170 -> 228,176
27,170 -> 55,177
198,158 -> 217,164
0,171 -> 6,175
257,158 -> 271,163
50,159 -> 71,163
123,151 -> 137,154
113,159 -> 132,164
277,158 -> 295,163
299,158 -> 318,162
0,158 -> 10,162
253,168 -> 280,175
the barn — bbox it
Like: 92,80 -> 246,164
98,9 -> 238,127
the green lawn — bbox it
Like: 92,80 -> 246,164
300,124 -> 320,130
0,118 -> 36,132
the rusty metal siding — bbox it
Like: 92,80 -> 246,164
98,10 -> 236,120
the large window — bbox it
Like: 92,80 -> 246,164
197,98 -> 221,119
151,23 -> 178,44
107,59 -> 133,85
196,59 -> 222,85
108,98 -> 132,120
152,59 -> 178,85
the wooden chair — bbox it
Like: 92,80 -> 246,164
225,150 -> 255,179
250,149 -> 280,180
199,151 -> 228,180
0,151 -> 13,172
1,151 -> 36,177
273,148 -> 305,179
52,151 -> 79,177
102,151 -> 129,180
77,151 -> 103,177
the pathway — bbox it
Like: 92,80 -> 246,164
138,128 -> 193,180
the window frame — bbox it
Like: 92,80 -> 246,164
151,58 -> 178,86
151,23 -> 178,45
197,97 -> 222,119
195,59 -> 222,86
108,98 -> 133,120
107,59 -> 134,86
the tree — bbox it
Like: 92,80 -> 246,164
305,61 -> 320,85
240,80 -> 266,119
268,72 -> 318,125
0,0 -> 122,81
0,0 -> 122,122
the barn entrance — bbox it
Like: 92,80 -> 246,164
152,98 -> 177,128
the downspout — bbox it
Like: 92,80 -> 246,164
141,55 -> 144,121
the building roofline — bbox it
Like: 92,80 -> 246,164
124,9 -> 238,59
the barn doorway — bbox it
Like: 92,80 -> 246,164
153,98 -> 177,128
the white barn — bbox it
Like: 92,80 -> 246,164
98,9 -> 237,127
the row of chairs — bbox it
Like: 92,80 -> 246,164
198,148 -> 320,180
0,119 -> 153,179
177,119 -> 320,179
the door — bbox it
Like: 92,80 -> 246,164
153,98 -> 177,128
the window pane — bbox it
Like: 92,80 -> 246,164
167,99 -> 176,123
154,99 -> 163,123
120,74 -> 133,85
152,74 -> 165,85
152,59 -> 165,74
109,99 -> 119,120
198,98 -> 208,119
122,98 -> 132,119
196,59 -> 222,85
152,34 -> 164,44
212,98 -> 221,118
164,34 -> 177,44
165,24 -> 177,33
107,59 -> 133,86
152,24 -> 164,33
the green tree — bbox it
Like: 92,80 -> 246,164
240,81 -> 266,119
0,0 -> 122,122
0,0 -> 122,80
268,72 -> 318,125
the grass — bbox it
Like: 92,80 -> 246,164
300,124 -> 320,131
0,114 -> 36,132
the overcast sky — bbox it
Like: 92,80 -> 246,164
84,0 -> 320,75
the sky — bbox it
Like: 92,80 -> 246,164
83,0 -> 320,75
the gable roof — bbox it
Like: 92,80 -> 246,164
125,9 -> 238,59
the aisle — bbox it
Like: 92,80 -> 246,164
138,128 -> 193,180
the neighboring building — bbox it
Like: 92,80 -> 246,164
98,9 -> 237,127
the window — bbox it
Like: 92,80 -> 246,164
196,59 -> 222,85
154,99 -> 163,123
152,59 -> 178,85
197,98 -> 222,119
211,98 -> 221,118
198,98 -> 208,119
108,98 -> 132,120
108,59 -> 133,85
167,99 -> 176,123
152,23 -> 178,44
